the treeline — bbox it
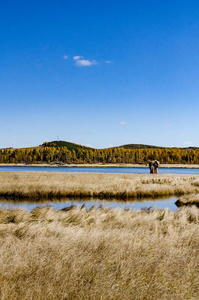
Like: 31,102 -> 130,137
1,146 -> 199,164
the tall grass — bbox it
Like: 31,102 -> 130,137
0,172 -> 199,200
0,207 -> 199,299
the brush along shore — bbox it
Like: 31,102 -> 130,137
0,172 -> 199,200
0,206 -> 199,299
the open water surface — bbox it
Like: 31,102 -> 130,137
0,166 -> 199,174
0,197 -> 178,211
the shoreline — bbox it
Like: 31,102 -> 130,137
1,163 -> 199,169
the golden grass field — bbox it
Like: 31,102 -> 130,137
0,206 -> 199,299
0,172 -> 199,200
1,172 -> 199,299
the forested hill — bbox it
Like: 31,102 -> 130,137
42,142 -> 165,150
1,141 -> 199,164
119,144 -> 162,149
41,141 -> 93,151
119,144 -> 199,150
42,141 -> 162,150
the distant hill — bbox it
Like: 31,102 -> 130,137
1,140 -> 199,165
42,142 -> 162,150
41,141 -> 199,151
118,144 -> 163,149
41,141 -> 93,151
118,144 -> 199,150
6,140 -> 199,152
181,147 -> 199,150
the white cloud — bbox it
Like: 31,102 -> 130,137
184,141 -> 194,146
63,55 -> 68,60
75,59 -> 97,67
73,55 -> 83,60
105,61 -> 111,64
119,121 -> 126,125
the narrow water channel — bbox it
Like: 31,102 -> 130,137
1,166 -> 199,174
0,196 -> 178,211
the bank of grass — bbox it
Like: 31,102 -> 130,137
0,172 -> 199,200
0,207 -> 199,299
176,193 -> 199,207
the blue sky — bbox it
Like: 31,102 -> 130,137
1,0 -> 199,148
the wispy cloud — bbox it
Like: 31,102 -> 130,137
75,59 -> 97,67
119,121 -> 126,125
73,55 -> 83,60
63,55 -> 109,67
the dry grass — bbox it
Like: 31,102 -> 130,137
176,193 -> 199,207
0,207 -> 199,299
0,172 -> 199,200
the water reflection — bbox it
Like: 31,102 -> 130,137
0,196 -> 178,211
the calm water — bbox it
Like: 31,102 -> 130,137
0,197 -> 178,211
0,166 -> 199,174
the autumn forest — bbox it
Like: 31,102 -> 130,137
1,142 -> 199,164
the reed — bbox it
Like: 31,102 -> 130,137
0,207 -> 199,299
0,172 -> 199,200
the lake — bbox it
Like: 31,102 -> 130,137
0,166 -> 199,174
0,196 -> 178,211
